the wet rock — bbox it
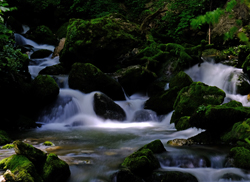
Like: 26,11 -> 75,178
68,63 -> 125,100
145,171 -> 198,182
228,147 -> 250,169
110,169 -> 143,182
220,173 -> 244,181
41,153 -> 71,182
138,139 -> 166,154
132,110 -> 158,122
121,148 -> 160,177
236,73 -> 250,95
39,63 -> 67,75
94,92 -> 126,121
167,139 -> 194,146
171,81 -> 226,125
13,140 -> 47,166
175,116 -> 191,131
189,101 -> 250,133
52,38 -> 65,58
30,49 -> 53,59
169,71 -> 193,90
60,13 -> 143,72
28,25 -> 58,45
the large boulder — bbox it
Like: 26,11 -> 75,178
13,140 -> 47,167
228,147 -> 250,169
60,13 -> 143,72
115,65 -> 157,96
68,63 -> 125,100
0,141 -> 71,182
189,101 -> 250,132
93,92 -> 126,121
171,82 -> 226,125
0,154 -> 43,182
39,63 -> 68,75
42,153 -> 71,182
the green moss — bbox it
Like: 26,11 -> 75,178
0,154 -> 42,182
13,140 -> 47,167
121,149 -> 160,176
169,71 -> 193,89
42,153 -> 71,182
171,82 -> 226,125
230,147 -> 250,169
221,118 -> 250,143
43,141 -> 54,146
1,143 -> 14,149
175,116 -> 191,131
138,140 -> 166,154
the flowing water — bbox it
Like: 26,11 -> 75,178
5,34 -> 250,181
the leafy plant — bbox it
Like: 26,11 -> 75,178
197,105 -> 207,113
0,0 -> 16,23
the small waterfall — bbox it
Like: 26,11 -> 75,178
21,25 -> 30,34
14,33 -> 55,52
185,60 -> 250,106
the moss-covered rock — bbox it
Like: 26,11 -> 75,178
68,63 -> 125,100
145,171 -> 198,182
228,147 -> 250,169
13,140 -> 47,167
121,148 -> 160,176
236,73 -> 250,95
39,63 -> 68,75
30,49 -> 53,59
0,130 -> 12,146
116,65 -> 157,96
60,13 -> 143,72
32,75 -> 59,107
43,141 -> 54,146
28,25 -> 58,45
175,116 -> 191,131
42,153 -> 71,182
110,168 -> 143,182
93,92 -> 126,121
242,54 -> 250,78
138,140 -> 166,154
0,154 -> 43,182
189,101 -> 250,133
221,118 -> 250,144
171,81 -> 226,125
169,71 -> 193,90
55,22 -> 69,39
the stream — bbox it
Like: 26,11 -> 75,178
4,33 -> 250,182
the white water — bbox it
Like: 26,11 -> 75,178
12,34 -> 250,181
185,60 -> 250,107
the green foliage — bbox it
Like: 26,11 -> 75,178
0,0 -> 16,23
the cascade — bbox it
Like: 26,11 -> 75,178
10,35 -> 250,182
